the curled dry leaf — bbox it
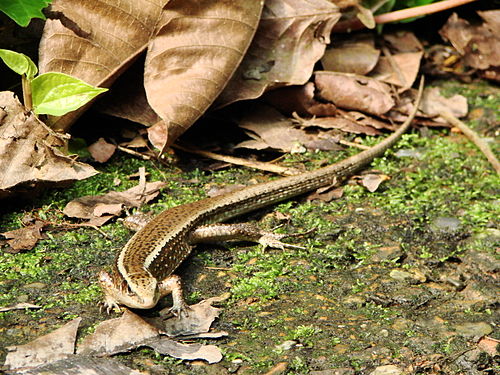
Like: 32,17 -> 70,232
78,302 -> 224,363
384,31 -> 424,53
236,104 -> 341,153
0,92 -> 97,199
321,34 -> 380,75
159,299 -> 221,337
144,0 -> 264,148
142,337 -> 223,364
440,12 -> 500,71
420,87 -> 468,122
216,0 -> 340,107
314,72 -> 395,116
40,0 -> 263,149
77,310 -> 159,356
88,137 -> 116,163
295,115 -> 380,136
1,221 -> 45,252
27,357 -> 144,375
359,173 -> 390,192
4,318 -> 81,371
63,180 -> 166,221
370,51 -> 423,89
264,82 -> 337,117
307,186 -> 343,202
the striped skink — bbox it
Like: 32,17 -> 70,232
99,79 -> 423,314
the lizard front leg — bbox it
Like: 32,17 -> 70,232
157,274 -> 190,316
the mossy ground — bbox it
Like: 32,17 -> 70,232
0,79 -> 498,374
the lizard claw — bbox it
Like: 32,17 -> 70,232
258,227 -> 316,250
169,302 -> 191,318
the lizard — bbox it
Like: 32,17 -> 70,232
99,77 -> 424,314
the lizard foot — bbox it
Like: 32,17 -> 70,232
258,227 -> 316,250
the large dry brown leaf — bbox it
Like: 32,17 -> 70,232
216,0 -> 340,107
1,221 -> 45,252
144,0 -> 263,147
0,92 -> 97,199
39,0 -> 263,148
314,72 -> 395,116
236,104 -> 342,153
143,337 -> 223,364
4,318 -> 81,371
263,82 -> 337,117
39,0 -> 166,130
370,51 -> 423,89
63,181 -> 166,220
321,34 -> 380,75
77,310 -> 159,356
27,357 -> 144,375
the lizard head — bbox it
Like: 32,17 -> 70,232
98,270 -> 160,311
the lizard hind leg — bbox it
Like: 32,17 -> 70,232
188,222 -> 313,250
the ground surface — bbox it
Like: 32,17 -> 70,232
0,79 -> 498,374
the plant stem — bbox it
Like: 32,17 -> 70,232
22,75 -> 33,111
334,0 -> 479,33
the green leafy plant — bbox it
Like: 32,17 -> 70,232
0,49 -> 107,116
0,0 -> 51,27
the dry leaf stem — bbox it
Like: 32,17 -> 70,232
438,110 -> 500,175
334,0 -> 479,32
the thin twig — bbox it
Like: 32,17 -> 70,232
172,144 -> 300,176
117,145 -> 151,160
438,110 -> 500,175
339,139 -> 370,150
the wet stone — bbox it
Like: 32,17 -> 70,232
311,369 -> 355,375
22,282 -> 47,289
460,251 -> 499,274
405,336 -> 438,355
389,269 -> 412,281
453,322 -> 492,337
371,246 -> 403,262
431,217 -> 461,231
274,340 -> 297,351
391,318 -> 412,331
342,295 -> 365,307
16,294 -> 29,302
474,228 -> 500,240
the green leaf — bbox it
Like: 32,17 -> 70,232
31,72 -> 108,116
0,0 -> 51,27
0,48 -> 38,79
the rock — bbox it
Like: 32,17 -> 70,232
371,246 -> 403,262
274,340 -> 297,351
389,269 -> 426,283
460,251 -> 499,273
343,295 -> 365,307
431,217 -> 461,231
22,282 -> 47,289
311,369 -> 355,375
474,228 -> 500,240
370,364 -> 403,375
453,322 -> 492,337
389,269 -> 412,281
